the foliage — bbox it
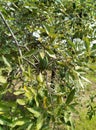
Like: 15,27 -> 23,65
0,0 -> 96,129
86,93 -> 96,120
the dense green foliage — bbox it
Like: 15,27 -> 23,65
0,0 -> 96,129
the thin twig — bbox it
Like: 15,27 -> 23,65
45,71 -> 56,94
19,45 -> 30,51
23,57 -> 37,69
32,55 -> 39,62
0,11 -> 22,57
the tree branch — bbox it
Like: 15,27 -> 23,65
23,57 -> 37,69
0,11 -> 22,57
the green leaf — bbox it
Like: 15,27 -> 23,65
39,51 -> 45,59
0,126 -> 3,130
0,76 -> 6,83
0,118 -> 7,125
80,75 -> 91,83
27,108 -> 41,118
14,90 -> 24,95
43,24 -> 50,36
46,50 -> 56,59
83,37 -> 91,52
56,0 -> 62,3
26,123 -> 33,130
66,89 -> 75,105
79,77 -> 84,89
36,115 -> 43,130
2,55 -> 11,67
24,87 -> 33,100
37,73 -> 43,83
0,116 -> 11,126
16,99 -> 26,105
24,49 -> 38,57
80,0 -> 85,3
0,101 -> 16,111
88,64 -> 96,70
12,119 -> 28,128
67,40 -> 75,50
0,103 -> 9,112
43,24 -> 55,38
68,104 -> 78,114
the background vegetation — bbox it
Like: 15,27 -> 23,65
0,0 -> 96,129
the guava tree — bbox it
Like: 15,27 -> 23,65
0,0 -> 96,129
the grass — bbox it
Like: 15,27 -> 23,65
75,111 -> 96,130
74,70 -> 96,130
58,70 -> 96,130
